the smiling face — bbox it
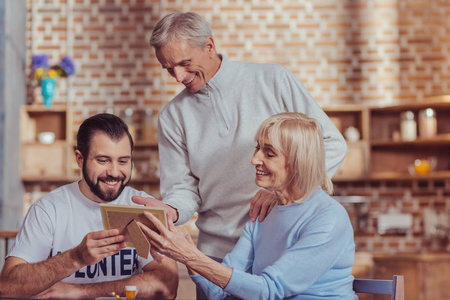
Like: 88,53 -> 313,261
155,37 -> 221,93
76,132 -> 132,203
251,139 -> 289,197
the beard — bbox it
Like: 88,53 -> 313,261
82,161 -> 130,202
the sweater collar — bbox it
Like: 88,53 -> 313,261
197,54 -> 230,95
275,189 -> 324,211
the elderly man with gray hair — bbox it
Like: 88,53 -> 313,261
133,10 -> 347,298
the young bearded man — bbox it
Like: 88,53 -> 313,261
0,113 -> 178,299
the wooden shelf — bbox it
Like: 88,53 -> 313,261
371,134 -> 450,147
71,140 -> 159,148
130,176 -> 160,184
333,176 -> 368,182
366,96 -> 450,179
322,104 -> 366,112
20,104 -> 74,180
369,95 -> 450,112
134,141 -> 158,148
333,171 -> 450,182
369,171 -> 450,181
21,96 -> 450,187
322,96 -> 450,183
22,140 -> 69,147
22,176 -> 160,184
22,176 -> 80,183
23,103 -> 69,113
323,105 -> 369,140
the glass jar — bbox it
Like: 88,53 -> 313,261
123,108 -> 136,142
419,108 -> 437,139
400,110 -> 417,141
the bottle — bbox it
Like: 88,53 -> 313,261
400,110 -> 417,141
123,108 -> 136,142
419,108 -> 437,139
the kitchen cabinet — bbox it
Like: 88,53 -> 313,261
369,95 -> 450,180
323,95 -> 450,181
128,140 -> 160,184
20,105 -> 162,186
373,252 -> 450,300
323,104 -> 370,180
20,95 -> 450,185
20,104 -> 74,181
19,105 -> 163,216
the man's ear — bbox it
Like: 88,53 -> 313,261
75,150 -> 84,169
205,36 -> 216,58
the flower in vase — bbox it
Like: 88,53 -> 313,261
31,54 -> 75,106
58,56 -> 76,77
32,54 -> 76,84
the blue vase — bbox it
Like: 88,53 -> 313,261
40,78 -> 57,107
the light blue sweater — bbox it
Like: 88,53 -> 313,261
191,189 -> 357,300
158,55 -> 347,258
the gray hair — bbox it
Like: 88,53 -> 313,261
150,11 -> 213,49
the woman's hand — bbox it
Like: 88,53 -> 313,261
139,212 -> 233,290
137,212 -> 197,265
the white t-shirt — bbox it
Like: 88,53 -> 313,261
8,182 -> 154,284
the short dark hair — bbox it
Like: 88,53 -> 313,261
76,113 -> 134,158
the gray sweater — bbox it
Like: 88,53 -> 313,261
158,55 -> 347,258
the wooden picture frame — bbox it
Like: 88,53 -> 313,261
99,203 -> 167,258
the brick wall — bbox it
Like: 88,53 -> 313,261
25,0 -> 450,253
27,0 -> 450,120
336,179 -> 450,253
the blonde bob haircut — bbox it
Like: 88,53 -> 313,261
254,112 -> 333,203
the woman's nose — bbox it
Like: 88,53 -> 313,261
251,151 -> 263,166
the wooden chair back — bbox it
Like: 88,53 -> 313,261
353,275 -> 404,300
0,230 -> 19,261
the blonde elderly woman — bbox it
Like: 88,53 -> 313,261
139,112 -> 357,300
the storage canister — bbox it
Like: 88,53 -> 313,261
400,110 -> 417,141
419,108 -> 437,139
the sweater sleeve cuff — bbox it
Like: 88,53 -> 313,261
189,273 -> 203,283
163,198 -> 192,225
223,269 -> 244,295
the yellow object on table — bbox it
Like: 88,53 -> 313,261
125,286 -> 137,300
